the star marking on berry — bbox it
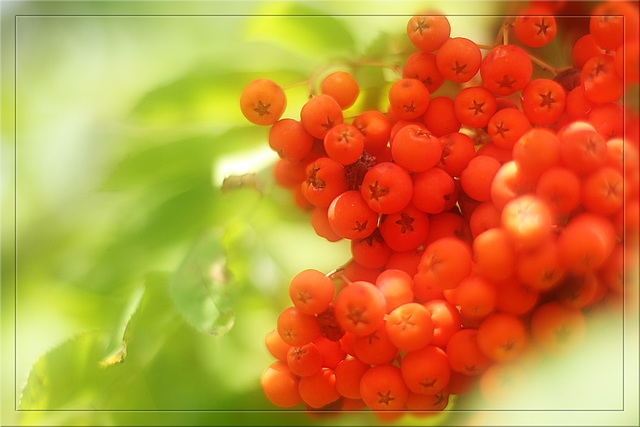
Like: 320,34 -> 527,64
419,377 -> 437,389
497,74 -> 516,89
501,338 -> 515,352
338,129 -> 352,142
469,100 -> 485,116
291,347 -> 306,359
346,307 -> 367,326
494,121 -> 509,138
554,324 -> 572,343
306,166 -> 326,189
395,213 -> 415,233
403,101 -> 417,113
369,180 -> 390,201
592,61 -> 608,77
297,291 -> 311,305
398,313 -> 415,331
353,220 -> 369,232
377,390 -> 396,406
414,18 -> 429,36
366,332 -> 380,345
535,18 -> 550,35
253,100 -> 271,117
539,91 -> 556,110
433,392 -> 445,407
452,61 -> 467,75
321,116 -> 337,130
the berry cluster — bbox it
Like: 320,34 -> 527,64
241,1 -> 639,414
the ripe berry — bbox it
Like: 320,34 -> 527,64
320,71 -> 359,110
403,51 -> 446,94
436,37 -> 482,83
360,162 -> 413,214
289,269 -> 335,315
514,14 -> 557,47
300,94 -> 344,139
520,78 -> 566,125
360,364 -> 409,410
388,78 -> 430,121
391,125 -> 442,173
240,78 -> 286,126
323,123 -> 365,165
400,345 -> 451,394
480,45 -> 533,96
261,361 -> 301,407
327,190 -> 378,240
406,15 -> 451,52
334,280 -> 387,336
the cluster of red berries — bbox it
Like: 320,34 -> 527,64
241,0 -> 639,414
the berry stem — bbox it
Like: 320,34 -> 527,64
326,264 -> 353,285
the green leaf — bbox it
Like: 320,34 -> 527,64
244,4 -> 356,60
19,272 -> 181,411
168,228 -> 238,336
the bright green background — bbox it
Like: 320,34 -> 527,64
1,1 -> 638,426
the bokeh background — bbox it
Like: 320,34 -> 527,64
1,1 -> 638,426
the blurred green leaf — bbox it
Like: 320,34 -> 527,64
244,4 -> 356,60
19,272 -> 181,410
168,228 -> 237,336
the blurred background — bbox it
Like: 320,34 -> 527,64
1,1 -> 638,426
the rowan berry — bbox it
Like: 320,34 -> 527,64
261,361 -> 302,407
460,155 -> 501,202
423,299 -> 462,347
388,78 -> 430,121
352,110 -> 391,155
277,306 -> 321,346
375,268 -> 414,313
406,15 -> 451,52
240,78 -> 286,126
436,37 -> 482,83
476,312 -> 528,362
298,367 -> 341,408
415,237 -> 472,292
480,45 -> 533,96
360,162 -> 413,214
412,167 -> 456,214
580,54 -> 623,104
287,342 -> 323,377
300,94 -> 344,139
446,328 -> 492,376
401,345 -> 451,394
301,157 -> 348,208
514,14 -> 557,47
323,123 -> 365,165
353,324 -> 398,365
454,86 -> 497,128
386,302 -> 434,351
320,71 -> 359,110
403,51 -> 446,94
473,227 -> 516,281
391,124 -> 442,173
333,358 -> 368,401
289,269 -> 335,316
423,96 -> 460,137
360,364 -> 409,410
334,280 -> 387,337
487,108 -> 531,150
437,132 -> 476,178
327,190 -> 378,240
520,78 -> 566,125
378,203 -> 430,252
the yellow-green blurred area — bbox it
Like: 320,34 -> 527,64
1,1 -> 638,426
